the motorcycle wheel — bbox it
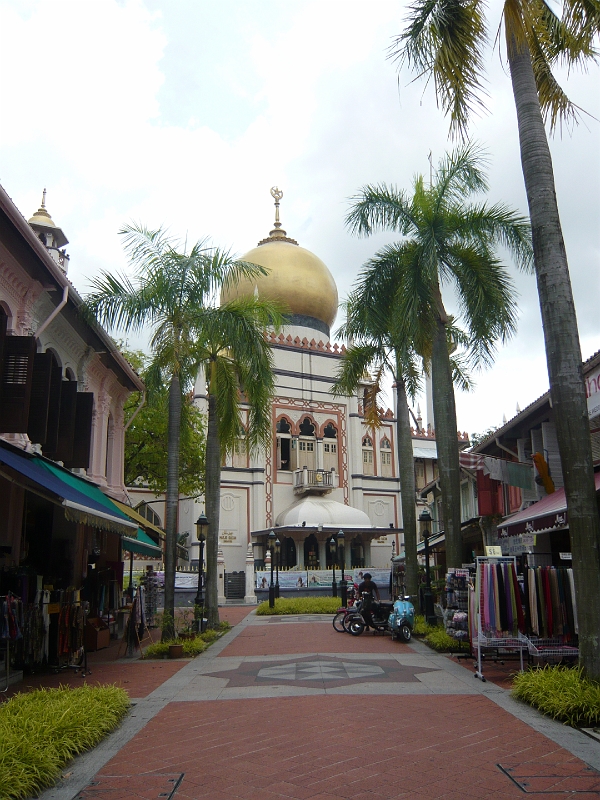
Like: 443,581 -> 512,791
397,623 -> 412,643
348,617 -> 365,636
332,611 -> 347,633
343,612 -> 360,634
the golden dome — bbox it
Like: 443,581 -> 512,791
221,189 -> 338,335
28,189 -> 56,227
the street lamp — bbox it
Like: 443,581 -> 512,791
418,509 -> 436,626
338,529 -> 347,607
268,530 -> 276,608
275,538 -> 281,599
329,535 -> 337,598
194,512 -> 208,633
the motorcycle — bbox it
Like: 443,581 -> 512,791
346,593 -> 414,642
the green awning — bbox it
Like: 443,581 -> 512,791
122,528 -> 163,558
29,456 -> 138,535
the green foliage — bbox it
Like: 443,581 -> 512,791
142,627 -> 227,659
122,348 -> 205,496
0,685 -> 129,799
256,597 -> 340,615
512,666 -> 600,727
423,626 -> 456,652
413,614 -> 435,637
469,426 -> 498,449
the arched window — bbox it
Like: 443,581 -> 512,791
380,437 -> 392,477
135,502 -> 162,527
297,417 -> 316,470
323,423 -> 338,471
362,435 -> 374,475
276,416 -> 292,470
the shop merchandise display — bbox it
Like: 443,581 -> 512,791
444,569 -> 471,642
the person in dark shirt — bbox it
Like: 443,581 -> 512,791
358,573 -> 380,630
358,573 -> 380,601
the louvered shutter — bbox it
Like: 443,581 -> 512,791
55,380 -> 78,462
64,392 -> 94,469
531,428 -> 546,499
42,359 -> 63,457
517,437 -> 538,505
0,336 -> 36,432
542,421 -> 564,490
27,351 -> 53,444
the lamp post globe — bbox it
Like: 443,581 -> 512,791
329,535 -> 337,598
418,509 -> 436,626
338,530 -> 347,607
194,512 -> 208,633
268,530 -> 276,608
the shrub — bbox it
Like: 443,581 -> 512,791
512,665 -> 600,727
423,626 -> 456,652
0,685 -> 129,800
143,628 -> 226,659
256,596 -> 340,615
413,614 -> 434,637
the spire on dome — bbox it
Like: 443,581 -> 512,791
29,188 -> 54,226
257,186 -> 298,246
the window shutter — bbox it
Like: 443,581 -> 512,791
0,336 -> 36,433
55,380 -> 78,462
27,351 -> 53,444
42,360 -> 63,457
64,392 -> 94,469
541,421 -> 563,490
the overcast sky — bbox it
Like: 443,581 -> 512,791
1,0 -> 599,437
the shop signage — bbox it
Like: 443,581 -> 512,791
485,546 -> 502,556
559,552 -> 572,560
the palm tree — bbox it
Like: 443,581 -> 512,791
346,145 -> 532,569
393,0 -> 600,679
85,224 -> 282,637
334,286 -> 423,601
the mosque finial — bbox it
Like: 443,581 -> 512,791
41,188 -> 47,209
257,186 -> 297,245
270,186 -> 283,229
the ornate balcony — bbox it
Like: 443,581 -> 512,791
293,467 -> 336,496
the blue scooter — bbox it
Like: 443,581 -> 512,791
388,596 -> 415,642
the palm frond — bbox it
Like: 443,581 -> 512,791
391,0 -> 490,138
346,185 -> 416,236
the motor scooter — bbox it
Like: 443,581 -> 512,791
345,593 -> 395,636
388,596 -> 415,642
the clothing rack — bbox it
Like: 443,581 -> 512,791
473,556 -> 527,682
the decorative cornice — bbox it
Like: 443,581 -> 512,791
264,330 -> 346,354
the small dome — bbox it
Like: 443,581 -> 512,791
221,189 -> 338,336
276,496 -> 372,528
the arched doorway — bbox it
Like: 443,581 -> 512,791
351,535 -> 365,568
304,533 -> 319,568
281,536 -> 297,568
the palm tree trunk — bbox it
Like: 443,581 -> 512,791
162,373 -> 181,641
204,364 -> 221,627
431,319 -> 462,568
507,34 -> 600,678
395,365 -> 418,600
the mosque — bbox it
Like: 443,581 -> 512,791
175,188 -> 440,590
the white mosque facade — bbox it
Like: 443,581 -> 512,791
178,191 -> 412,585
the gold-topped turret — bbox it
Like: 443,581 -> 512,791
28,189 -> 56,228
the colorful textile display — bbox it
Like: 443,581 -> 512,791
477,560 -> 524,636
522,566 -> 577,641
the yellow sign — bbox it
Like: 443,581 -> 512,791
485,546 -> 503,557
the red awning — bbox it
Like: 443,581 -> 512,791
499,472 -> 600,537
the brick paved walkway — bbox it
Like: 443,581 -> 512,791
40,610 -> 600,800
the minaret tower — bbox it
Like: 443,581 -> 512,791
28,189 -> 70,274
